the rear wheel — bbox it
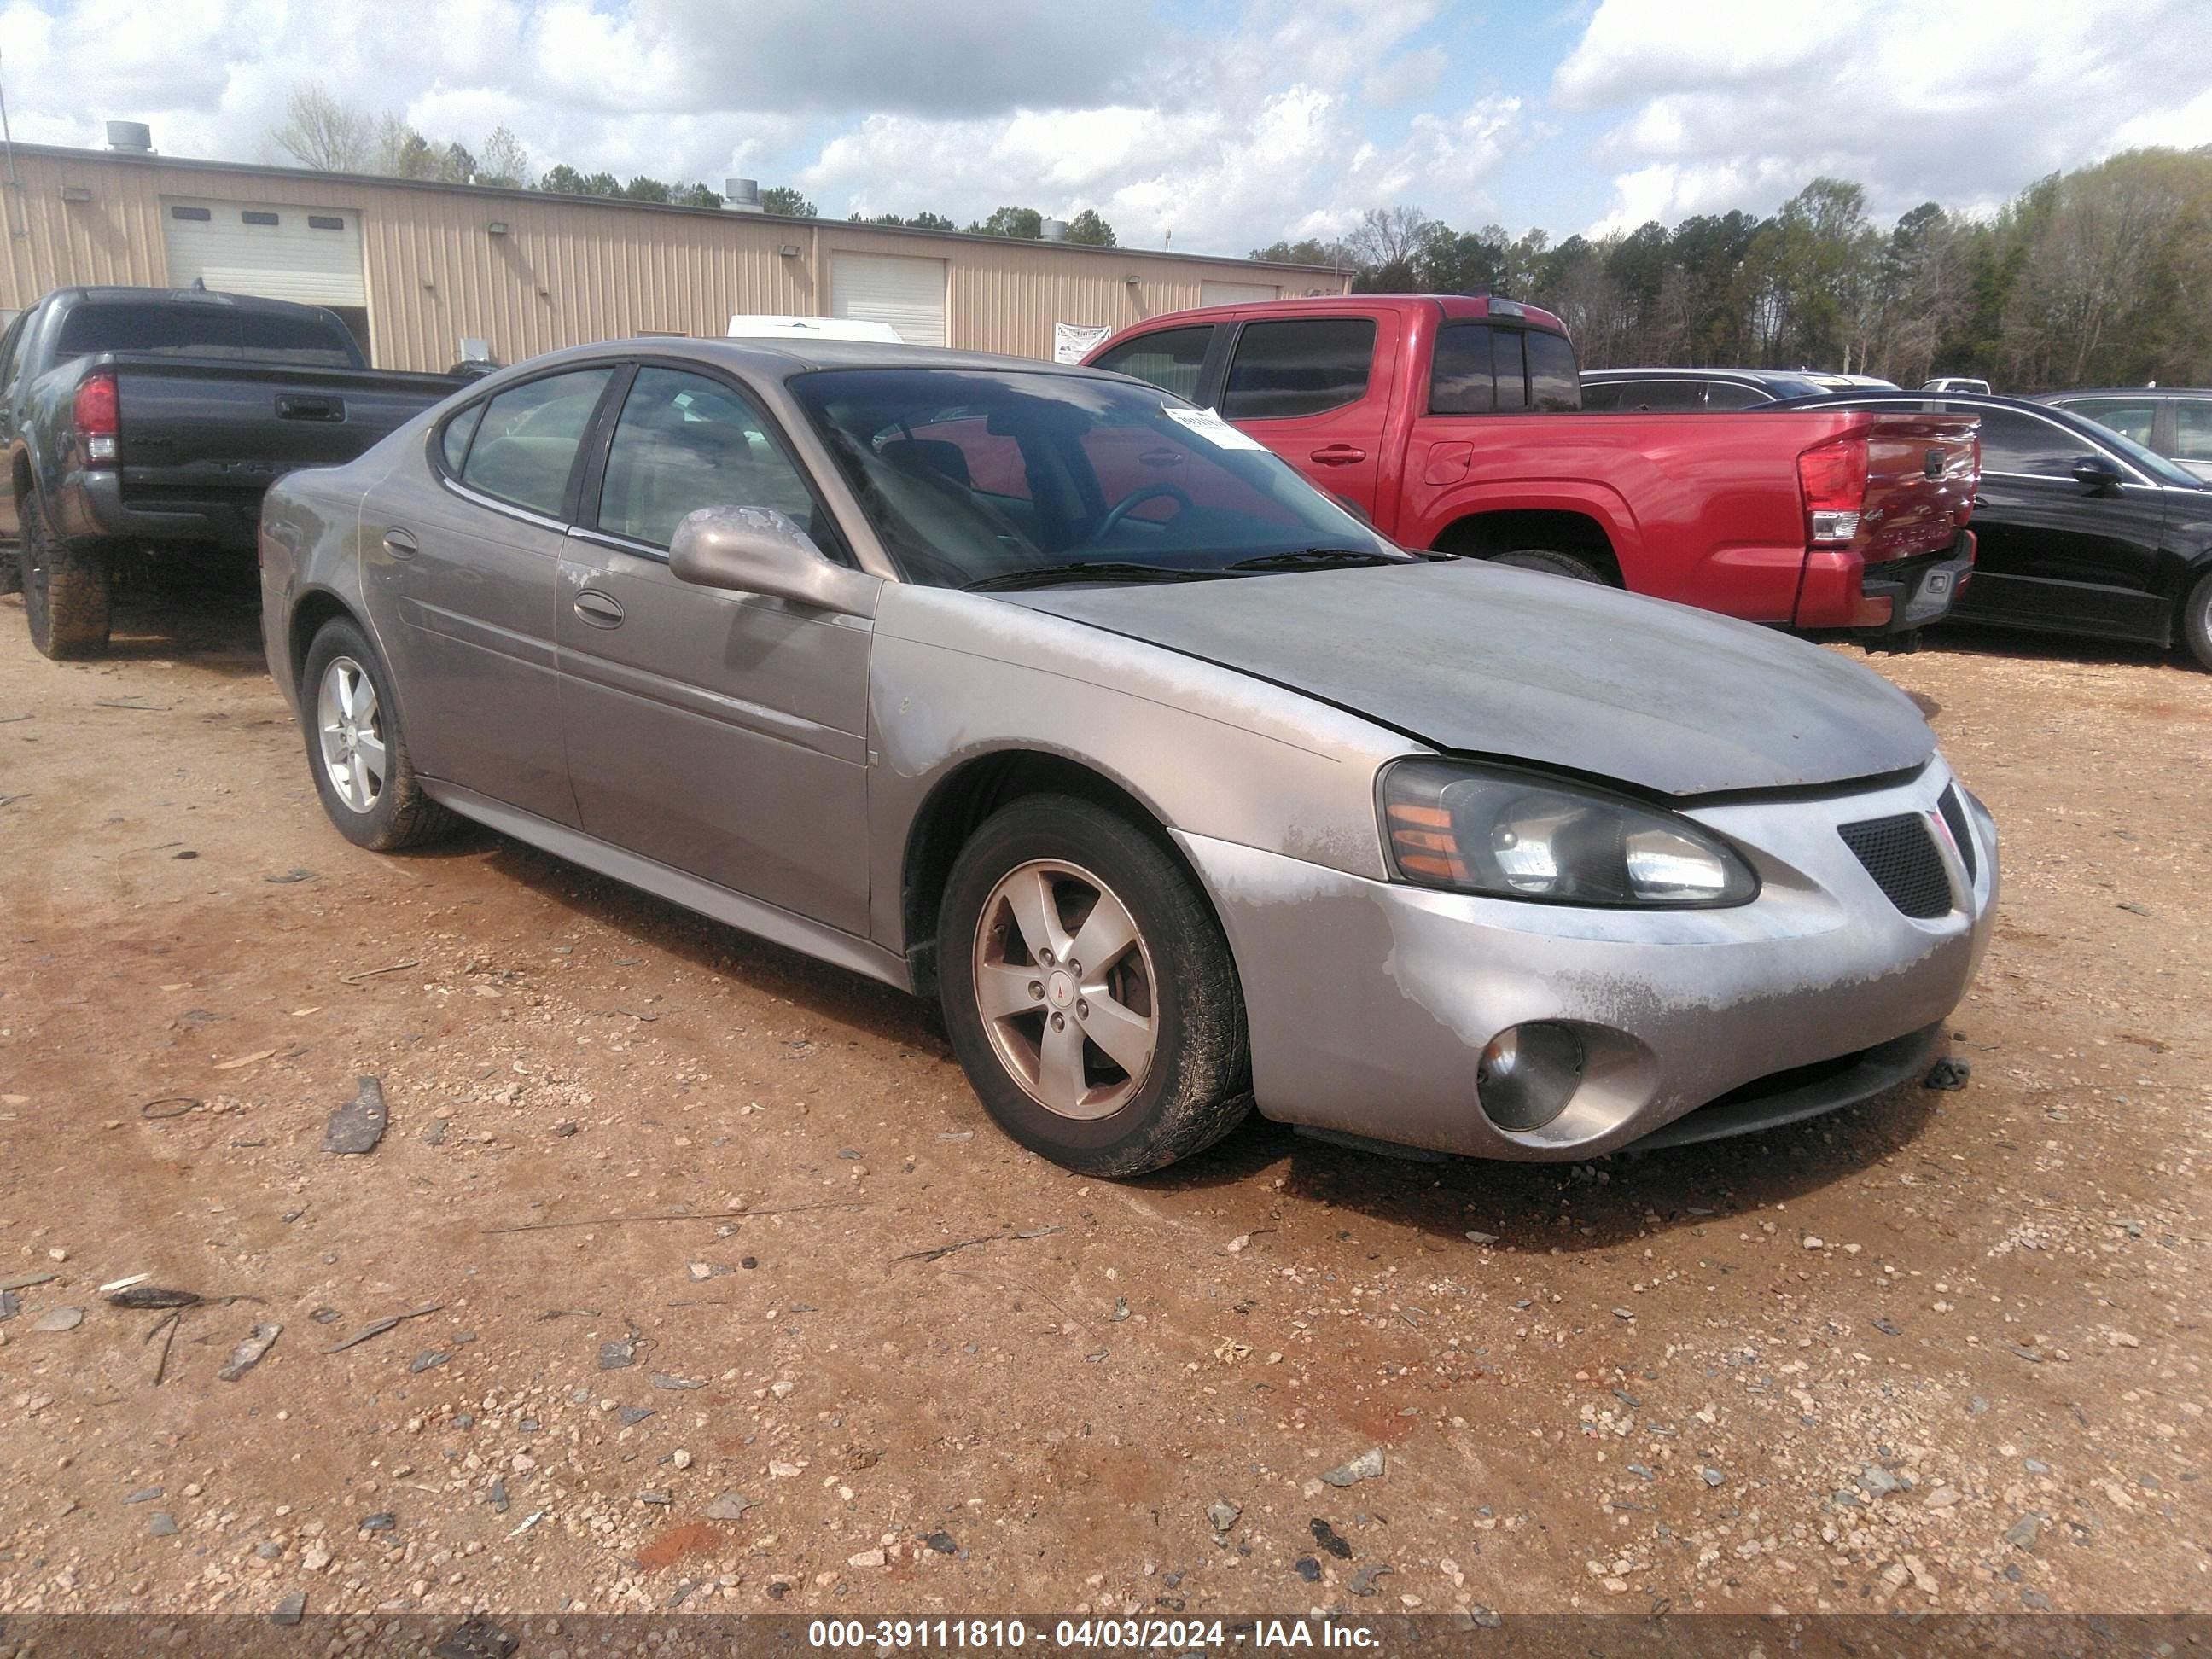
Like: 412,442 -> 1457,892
20,491 -> 112,659
301,617 -> 456,852
2183,569 -> 2212,672
1491,547 -> 1606,583
938,795 -> 1251,1176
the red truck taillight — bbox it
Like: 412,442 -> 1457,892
1797,434 -> 1868,546
73,371 -> 119,463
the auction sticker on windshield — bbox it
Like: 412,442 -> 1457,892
1163,405 -> 1267,450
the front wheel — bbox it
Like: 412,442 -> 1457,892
2183,568 -> 2212,672
300,617 -> 456,852
938,795 -> 1251,1176
20,492 -> 112,659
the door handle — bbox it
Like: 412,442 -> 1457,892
381,527 -> 418,559
277,394 -> 343,422
1309,444 -> 1367,465
573,589 -> 625,628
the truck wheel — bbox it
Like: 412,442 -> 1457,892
937,794 -> 1252,1177
1492,548 -> 1606,584
0,541 -> 20,598
301,617 -> 457,852
2183,569 -> 2212,672
20,492 -> 113,659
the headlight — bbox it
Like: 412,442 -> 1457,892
1378,759 -> 1759,907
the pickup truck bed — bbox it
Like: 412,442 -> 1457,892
55,353 -> 463,552
1086,294 -> 1980,637
1,285 -> 464,658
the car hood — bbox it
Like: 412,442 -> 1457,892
1008,560 -> 1935,796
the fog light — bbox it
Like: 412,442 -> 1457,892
1477,1022 -> 1586,1132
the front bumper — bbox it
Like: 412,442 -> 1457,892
1177,759 -> 1996,1161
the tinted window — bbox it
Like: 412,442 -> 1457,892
597,366 -> 830,551
1431,323 -> 1493,413
236,311 -> 357,369
1595,379 -> 1706,412
1703,381 -> 1773,410
1091,326 -> 1214,401
2171,399 -> 2212,462
461,368 -> 614,518
1492,329 -> 1528,410
439,403 -> 485,474
1976,408 -> 2087,476
1577,381 -> 1623,412
55,302 -> 239,358
2064,397 -> 2157,446
1222,318 -> 1375,419
1526,330 -> 1580,411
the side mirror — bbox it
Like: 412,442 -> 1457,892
668,506 -> 878,616
2070,453 -> 2124,495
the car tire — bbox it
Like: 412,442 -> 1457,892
300,616 -> 457,853
0,540 -> 20,598
2183,568 -> 2212,672
938,794 -> 1251,1176
1491,548 -> 1606,583
20,491 -> 113,659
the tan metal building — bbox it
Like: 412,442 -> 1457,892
0,139 -> 1344,371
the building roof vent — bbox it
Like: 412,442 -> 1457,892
1039,218 -> 1069,242
724,178 -> 763,213
106,120 -> 154,154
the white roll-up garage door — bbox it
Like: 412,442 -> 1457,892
830,253 -> 946,347
1200,280 -> 1281,307
161,197 -> 368,309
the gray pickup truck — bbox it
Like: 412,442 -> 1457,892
0,285 -> 464,657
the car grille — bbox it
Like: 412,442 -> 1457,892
1936,785 -> 1977,881
1837,812 -> 1953,918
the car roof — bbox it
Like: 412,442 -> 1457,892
1581,366 -> 1825,387
1115,292 -> 1571,335
2038,387 -> 2212,399
461,335 -> 1139,388
55,284 -> 341,320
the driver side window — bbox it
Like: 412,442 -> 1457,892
597,366 -> 842,557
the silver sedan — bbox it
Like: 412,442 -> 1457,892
259,339 -> 1997,1174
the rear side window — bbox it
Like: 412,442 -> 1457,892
1430,323 -> 1493,413
439,403 -> 486,474
1588,379 -> 1706,412
1577,380 -> 1622,412
55,302 -> 239,358
460,368 -> 614,518
1091,325 -> 1214,401
1222,318 -> 1376,420
1526,331 -> 1580,411
2174,399 -> 2212,463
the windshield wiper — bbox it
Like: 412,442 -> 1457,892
963,561 -> 1233,592
1224,547 -> 1419,573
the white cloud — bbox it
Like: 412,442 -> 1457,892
1558,0 -> 2212,235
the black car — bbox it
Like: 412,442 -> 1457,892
1580,367 -> 1894,411
1773,391 -> 2212,668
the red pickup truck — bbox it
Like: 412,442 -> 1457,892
1085,294 -> 1980,636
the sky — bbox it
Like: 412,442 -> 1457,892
2,0 -> 2209,257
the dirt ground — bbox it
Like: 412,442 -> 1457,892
0,579 -> 2206,1623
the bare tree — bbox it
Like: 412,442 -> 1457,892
1348,206 -> 1433,269
271,84 -> 370,172
477,126 -> 531,189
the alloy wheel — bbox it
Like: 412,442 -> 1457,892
316,655 -> 388,813
970,858 -> 1158,1120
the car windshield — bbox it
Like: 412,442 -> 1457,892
787,367 -> 1407,589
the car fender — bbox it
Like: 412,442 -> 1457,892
863,583 -> 1420,955
1407,475 -> 1647,567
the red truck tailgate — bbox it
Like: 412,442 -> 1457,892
1854,412 -> 1980,565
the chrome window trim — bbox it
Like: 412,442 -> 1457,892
437,473 -> 573,534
